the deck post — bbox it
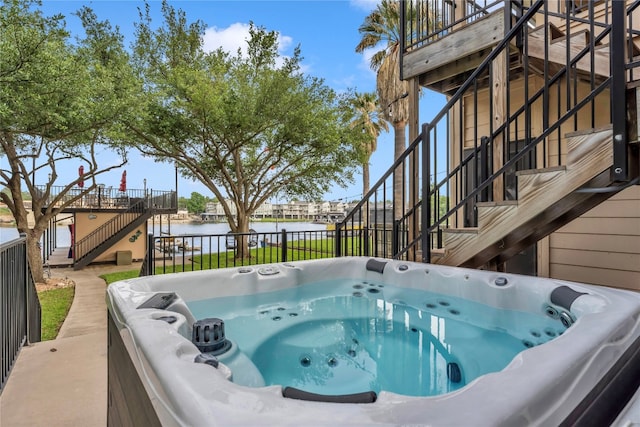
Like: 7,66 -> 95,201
611,0 -> 628,182
281,229 -> 287,262
421,123 -> 431,263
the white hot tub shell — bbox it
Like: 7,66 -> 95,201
106,257 -> 640,426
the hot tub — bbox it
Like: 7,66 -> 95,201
106,257 -> 640,426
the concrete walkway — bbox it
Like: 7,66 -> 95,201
0,263 -> 141,427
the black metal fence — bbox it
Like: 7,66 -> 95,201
1,234 -> 42,395
141,228 -> 343,276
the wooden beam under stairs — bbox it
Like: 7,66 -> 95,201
434,127 -> 615,268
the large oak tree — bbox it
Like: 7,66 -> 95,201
130,3 -> 361,258
0,1 -> 138,280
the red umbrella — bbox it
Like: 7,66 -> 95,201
78,165 -> 84,188
119,170 -> 127,192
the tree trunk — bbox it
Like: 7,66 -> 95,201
235,213 -> 251,260
5,173 -> 46,282
26,231 -> 44,282
362,161 -> 370,197
392,120 -> 407,220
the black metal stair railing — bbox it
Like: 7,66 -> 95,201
338,0 -> 637,263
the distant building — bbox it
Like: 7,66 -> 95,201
200,199 -> 352,222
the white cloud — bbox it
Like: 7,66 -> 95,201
350,0 -> 378,13
202,22 -> 250,55
202,22 -> 294,69
357,47 -> 377,79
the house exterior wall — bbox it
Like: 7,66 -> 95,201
74,212 -> 147,262
548,185 -> 640,292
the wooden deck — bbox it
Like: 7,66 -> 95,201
46,247 -> 75,268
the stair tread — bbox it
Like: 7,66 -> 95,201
430,248 -> 446,257
476,200 -> 518,208
565,124 -> 612,139
442,227 -> 479,234
550,28 -> 593,46
516,165 -> 566,176
526,33 -> 610,78
529,22 -> 564,41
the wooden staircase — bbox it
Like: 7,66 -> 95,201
340,0 -> 639,270
432,127 -> 630,268
425,8 -> 640,269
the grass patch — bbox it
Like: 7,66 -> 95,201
39,287 -> 75,341
100,269 -> 140,285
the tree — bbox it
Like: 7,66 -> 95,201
0,1 -> 139,281
129,3 -> 361,258
186,192 -> 207,214
356,0 -> 410,219
349,92 -> 388,197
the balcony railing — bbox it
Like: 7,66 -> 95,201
402,1 -> 615,55
403,0 -> 503,52
36,186 -> 176,211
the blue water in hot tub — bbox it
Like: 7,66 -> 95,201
187,278 -> 567,397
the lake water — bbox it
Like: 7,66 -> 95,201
0,221 -> 328,250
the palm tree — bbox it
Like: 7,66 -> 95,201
350,92 -> 389,196
356,0 -> 410,219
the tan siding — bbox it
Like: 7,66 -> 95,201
550,264 -> 640,291
548,186 -> 640,291
581,200 -> 640,218
550,248 -> 640,273
556,217 -> 640,235
610,185 -> 640,200
550,233 -> 639,254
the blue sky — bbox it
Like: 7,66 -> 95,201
38,0 -> 445,202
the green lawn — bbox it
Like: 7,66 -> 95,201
39,287 -> 75,341
100,269 -> 140,285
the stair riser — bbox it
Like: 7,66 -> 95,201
477,205 -> 518,230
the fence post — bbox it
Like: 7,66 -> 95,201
281,229 -> 287,262
21,233 -> 30,345
145,233 -> 155,276
363,225 -> 369,257
335,224 -> 342,257
421,123 -> 431,263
